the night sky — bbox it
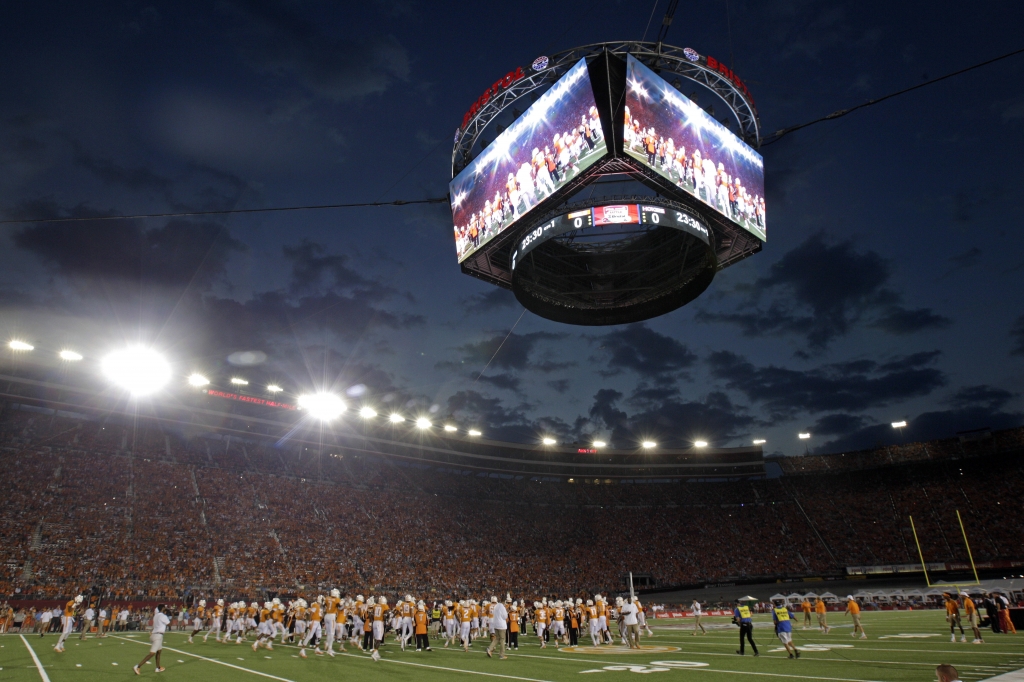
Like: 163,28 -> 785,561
1,0 -> 1022,456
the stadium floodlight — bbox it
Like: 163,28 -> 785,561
467,429 -> 482,436
59,350 -> 83,361
187,373 -> 210,387
267,385 -> 283,393
542,437 -> 557,445
389,413 -> 405,423
642,441 -> 657,449
230,377 -> 248,385
592,440 -> 606,448
798,433 -> 811,439
101,347 -> 171,397
891,420 -> 907,428
8,340 -> 33,351
694,440 -> 708,448
753,439 -> 766,445
359,406 -> 377,419
443,424 -> 458,432
297,393 -> 346,421
416,418 -> 432,430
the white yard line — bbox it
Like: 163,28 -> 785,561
109,634 -> 296,682
19,635 -> 52,682
334,650 -> 558,682
979,670 -> 1024,681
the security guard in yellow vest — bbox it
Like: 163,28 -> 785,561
733,599 -> 759,656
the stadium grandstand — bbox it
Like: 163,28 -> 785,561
1,368 -> 1022,604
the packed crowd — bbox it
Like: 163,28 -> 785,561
1,405 -> 1022,601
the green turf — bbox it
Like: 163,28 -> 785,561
2,611 -> 1022,681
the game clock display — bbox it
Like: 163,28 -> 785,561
511,202 -> 709,270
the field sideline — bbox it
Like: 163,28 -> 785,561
1,611 -> 1021,681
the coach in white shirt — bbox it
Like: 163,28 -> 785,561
39,608 -> 52,637
486,597 -> 508,660
80,606 -> 95,640
621,598 -> 640,649
133,605 -> 170,674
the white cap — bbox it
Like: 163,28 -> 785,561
846,595 -> 854,600
331,589 -> 340,598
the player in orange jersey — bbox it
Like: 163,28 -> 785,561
400,594 -> 416,651
945,593 -> 966,643
801,598 -> 812,627
370,596 -> 389,661
252,602 -> 275,651
459,599 -> 473,651
300,597 -> 325,657
203,599 -> 224,642
442,600 -> 457,647
962,592 -> 984,643
414,601 -> 431,651
550,601 -> 565,648
188,600 -> 205,643
54,594 -> 82,653
323,589 -> 341,656
534,601 -> 550,648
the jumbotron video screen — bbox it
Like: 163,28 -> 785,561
624,55 -> 766,241
450,58 -> 608,263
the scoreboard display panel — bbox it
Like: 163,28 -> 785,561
511,202 -> 709,270
623,55 -> 766,241
450,58 -> 608,263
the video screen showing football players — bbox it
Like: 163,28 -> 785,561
623,55 -> 766,241
450,58 -> 608,263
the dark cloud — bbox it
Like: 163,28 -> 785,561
707,350 -> 947,419
476,372 -> 520,393
582,387 -> 755,448
446,331 -> 565,373
817,403 -> 1022,454
1012,315 -> 1024,356
547,379 -> 570,394
445,390 -> 560,443
594,324 -> 697,383
283,239 -> 389,299
809,413 -> 868,436
697,233 -> 949,350
869,306 -> 951,335
946,385 -> 1016,410
220,0 -> 410,101
13,214 -> 244,289
461,288 -> 518,314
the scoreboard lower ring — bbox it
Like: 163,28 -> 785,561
509,198 -> 718,326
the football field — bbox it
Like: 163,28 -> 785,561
2,611 -> 1021,681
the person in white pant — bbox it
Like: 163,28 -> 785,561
587,600 -> 601,646
134,605 -> 170,675
401,595 -> 415,651
55,595 -> 83,653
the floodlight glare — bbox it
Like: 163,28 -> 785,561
230,377 -> 248,385
694,440 -> 708,448
101,347 -> 171,397
443,424 -> 458,432
542,437 -> 557,445
8,340 -> 33,351
642,441 -> 657,449
891,420 -> 907,428
297,393 -> 346,421
467,429 -> 482,436
753,439 -> 766,445
592,440 -> 606,448
267,385 -> 283,393
416,418 -> 432,430
59,350 -> 83,361
389,413 -> 405,423
187,373 -> 210,387
359,407 -> 377,419
798,433 -> 811,439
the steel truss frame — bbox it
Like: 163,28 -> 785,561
452,40 -> 760,176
